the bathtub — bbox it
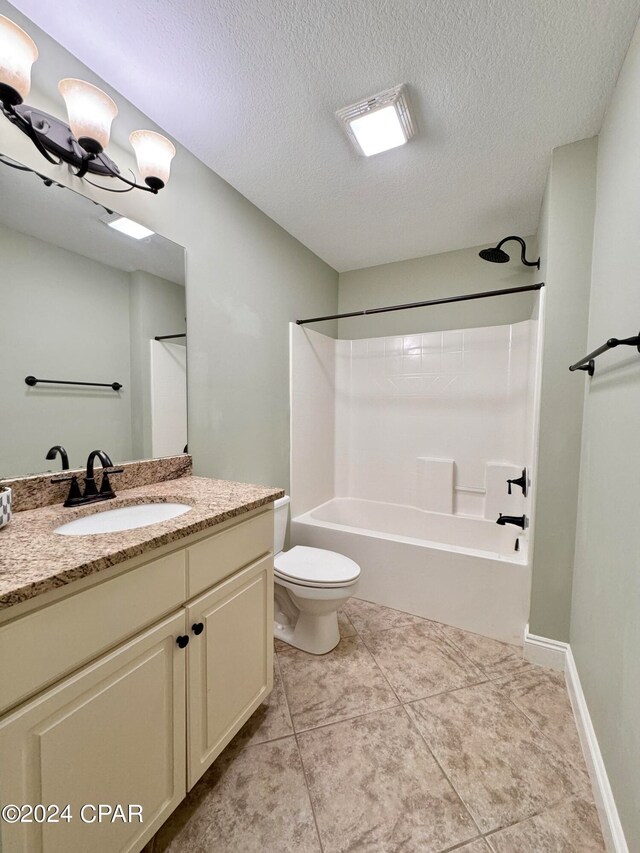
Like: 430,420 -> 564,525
291,497 -> 531,644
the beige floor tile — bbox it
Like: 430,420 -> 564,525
154,737 -> 321,853
343,597 -> 430,634
297,706 -> 479,853
407,682 -> 586,833
455,840 -> 493,852
233,656 -> 293,747
338,608 -> 357,637
150,603 -> 604,853
485,797 -> 606,852
438,623 -> 534,679
495,667 -> 588,772
361,622 -> 487,702
278,635 -> 399,731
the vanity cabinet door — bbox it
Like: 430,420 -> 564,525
186,555 -> 273,789
0,612 -> 187,853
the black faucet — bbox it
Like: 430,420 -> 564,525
51,449 -> 123,507
84,450 -> 115,498
46,445 -> 70,470
496,513 -> 528,530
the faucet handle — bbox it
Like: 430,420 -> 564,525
506,468 -> 528,497
51,474 -> 83,507
99,468 -> 124,496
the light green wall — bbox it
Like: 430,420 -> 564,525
337,240 -> 539,339
0,223 -> 133,476
529,137 -> 598,642
570,20 -> 640,848
0,3 -> 339,492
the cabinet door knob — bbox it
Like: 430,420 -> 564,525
192,622 -> 204,635
176,635 -> 189,649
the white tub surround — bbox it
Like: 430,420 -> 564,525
291,322 -> 536,519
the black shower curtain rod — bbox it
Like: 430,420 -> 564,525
295,283 -> 544,326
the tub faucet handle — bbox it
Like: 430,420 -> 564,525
506,468 -> 528,497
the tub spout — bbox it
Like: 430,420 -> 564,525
496,513 -> 528,530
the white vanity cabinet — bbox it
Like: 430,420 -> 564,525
0,505 -> 274,853
187,554 -> 272,788
0,613 -> 187,853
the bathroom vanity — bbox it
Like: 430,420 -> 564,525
0,474 -> 283,853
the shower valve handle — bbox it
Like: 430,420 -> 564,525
506,468 -> 528,497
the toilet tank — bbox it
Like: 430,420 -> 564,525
273,495 -> 290,554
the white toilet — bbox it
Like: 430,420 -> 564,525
273,495 -> 360,654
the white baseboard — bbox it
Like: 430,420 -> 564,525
564,647 -> 629,853
523,624 -> 568,670
522,626 -> 628,852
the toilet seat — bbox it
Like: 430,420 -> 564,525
274,571 -> 356,590
274,545 -> 360,588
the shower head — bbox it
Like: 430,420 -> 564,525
478,246 -> 510,264
479,236 -> 540,269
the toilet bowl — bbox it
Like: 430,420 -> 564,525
273,496 -> 360,654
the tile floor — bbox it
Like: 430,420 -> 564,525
145,598 -> 606,853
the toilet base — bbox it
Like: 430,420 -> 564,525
274,609 -> 340,655
274,579 -> 357,655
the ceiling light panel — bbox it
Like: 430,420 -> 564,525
103,215 -> 155,240
336,85 -> 415,157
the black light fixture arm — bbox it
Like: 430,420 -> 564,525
496,236 -> 540,268
94,152 -> 161,193
0,101 -> 161,194
2,103 -> 60,166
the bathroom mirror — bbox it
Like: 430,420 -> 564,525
0,155 -> 187,478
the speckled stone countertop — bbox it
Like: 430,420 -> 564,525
0,476 -> 284,610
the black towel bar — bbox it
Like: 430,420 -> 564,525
25,376 -> 123,391
569,332 -> 640,377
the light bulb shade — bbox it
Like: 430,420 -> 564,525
129,130 -> 176,188
58,78 -> 117,152
0,15 -> 38,104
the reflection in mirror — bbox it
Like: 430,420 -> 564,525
0,156 -> 187,479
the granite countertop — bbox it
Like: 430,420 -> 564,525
0,475 -> 284,610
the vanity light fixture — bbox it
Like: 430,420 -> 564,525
0,14 -> 175,193
103,214 -> 155,240
336,85 -> 415,157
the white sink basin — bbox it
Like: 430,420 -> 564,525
55,503 -> 192,536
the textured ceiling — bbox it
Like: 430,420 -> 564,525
6,0 -> 640,271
